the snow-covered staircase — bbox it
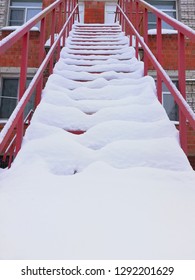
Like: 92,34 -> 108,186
1,23 -> 195,260
18,23 -> 191,174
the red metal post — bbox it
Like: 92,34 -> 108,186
178,32 -> 187,153
67,0 -> 71,36
157,16 -> 162,103
63,0 -> 67,45
121,0 -> 125,32
64,0 -> 67,23
58,2 -> 63,33
143,7 -> 148,75
56,2 -> 62,62
135,1 -> 139,58
77,0 -> 80,22
71,0 -> 75,24
57,40 -> 61,61
129,0 -> 133,46
119,0 -> 122,25
15,32 -> 29,155
49,8 -> 56,75
35,17 -> 46,108
71,0 -> 74,25
18,33 -> 29,101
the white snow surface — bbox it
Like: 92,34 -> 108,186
148,29 -> 178,35
0,23 -> 195,260
1,26 -> 39,32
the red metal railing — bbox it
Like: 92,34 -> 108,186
0,0 -> 79,167
116,0 -> 195,154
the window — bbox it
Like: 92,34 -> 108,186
0,78 -> 35,119
147,0 -> 177,29
0,79 -> 18,119
8,0 -> 42,26
162,82 -> 179,121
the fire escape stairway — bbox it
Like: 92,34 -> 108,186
1,23 -> 195,260
20,23 -> 191,174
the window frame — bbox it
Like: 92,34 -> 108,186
0,75 -> 35,121
162,80 -> 179,122
0,77 -> 19,119
8,0 -> 42,26
147,0 -> 178,30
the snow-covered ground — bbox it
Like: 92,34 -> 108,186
0,23 -> 195,260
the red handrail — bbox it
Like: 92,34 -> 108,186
116,0 -> 195,154
0,0 -> 79,166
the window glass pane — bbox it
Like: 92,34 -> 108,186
27,8 -> 41,21
148,1 -> 176,10
148,13 -> 156,23
162,21 -> 174,29
148,12 -> 156,29
163,94 -> 179,121
166,11 -> 176,18
162,83 -> 179,121
0,98 -> 17,118
24,78 -> 35,118
147,0 -> 176,29
9,0 -> 42,26
0,78 -> 35,119
0,79 -> 18,119
9,8 -> 25,25
1,79 -> 18,98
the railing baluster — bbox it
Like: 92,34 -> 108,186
157,16 -> 162,103
135,1 -> 139,58
72,0 -> 75,25
178,32 -> 187,153
129,0 -> 133,46
56,3 -> 62,61
143,7 -> 148,75
57,39 -> 61,61
68,0 -> 71,36
15,32 -> 29,155
121,0 -> 125,33
59,2 -> 63,33
118,0 -> 121,24
77,0 -> 80,22
35,17 -> 46,108
49,8 -> 56,75
63,0 -> 67,44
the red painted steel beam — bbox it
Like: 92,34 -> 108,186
49,8 -> 57,75
0,0 -> 64,55
0,3 -> 79,154
35,17 -> 46,107
143,7 -> 148,75
135,1 -> 139,58
136,0 -> 195,42
156,17 -> 162,103
116,4 -> 195,133
178,32 -> 187,153
15,32 -> 29,154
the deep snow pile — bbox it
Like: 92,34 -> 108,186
0,23 -> 195,260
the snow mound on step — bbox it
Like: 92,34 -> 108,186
15,135 -> 191,175
24,120 -> 179,150
32,101 -> 169,131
